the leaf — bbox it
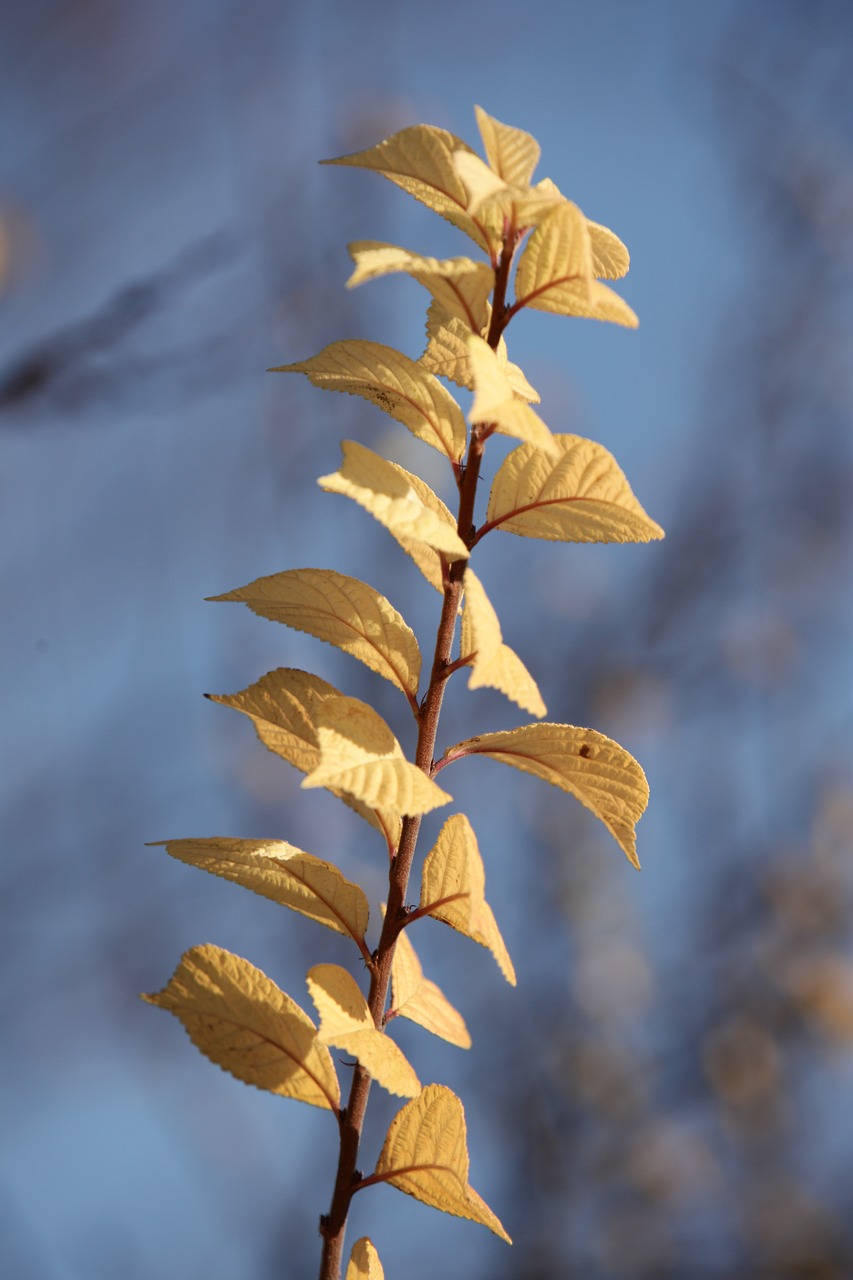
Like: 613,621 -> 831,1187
322,124 -> 493,254
272,340 -> 467,465
452,149 -> 509,211
391,927 -> 471,1048
526,276 -> 638,327
372,1084 -> 511,1243
514,201 -> 594,312
318,440 -> 468,560
474,105 -> 540,186
143,945 -> 340,1111
307,964 -> 420,1098
420,814 -> 516,985
302,694 -> 451,818
208,569 -> 422,704
207,669 -> 401,846
346,1238 -> 384,1280
460,568 -> 546,717
588,220 -> 630,279
420,305 -> 539,405
346,241 -> 493,333
467,335 -> 557,455
153,838 -> 369,945
485,435 -> 665,544
442,725 -> 649,868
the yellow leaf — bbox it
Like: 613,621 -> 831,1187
524,276 -> 638,327
467,335 -> 557,456
153,838 -> 369,945
474,105 -> 540,186
514,201 -> 594,312
319,440 -> 468,560
272,340 -> 467,465
441,725 -> 649,868
420,306 -> 539,406
372,1084 -> 510,1243
208,569 -> 422,705
453,149 -> 509,211
322,124 -> 493,254
420,814 -> 516,985
346,241 -> 493,333
485,435 -> 664,544
588,220 -> 630,279
143,945 -> 340,1111
346,1238 -> 384,1280
307,964 -> 420,1099
391,927 -> 471,1048
303,694 -> 451,818
207,669 -> 401,847
460,568 -> 545,718
502,347 -> 540,404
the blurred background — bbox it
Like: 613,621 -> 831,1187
2,1 -> 852,1277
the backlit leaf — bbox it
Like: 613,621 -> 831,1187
526,276 -> 638,326
391,927 -> 471,1048
514,201 -> 594,312
346,1238 -> 384,1280
474,105 -> 540,186
318,440 -> 468,560
485,435 -> 664,544
207,669 -> 400,846
303,694 -> 451,818
460,568 -> 546,717
420,814 -> 515,985
441,725 -> 649,868
420,305 -> 539,405
588,220 -> 630,279
372,1084 -> 510,1242
307,964 -> 420,1098
153,838 -> 369,945
143,945 -> 340,1111
467,335 -> 557,455
346,241 -> 493,332
272,340 -> 467,465
208,569 -> 422,704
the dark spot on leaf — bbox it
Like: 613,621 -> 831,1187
579,744 -> 591,758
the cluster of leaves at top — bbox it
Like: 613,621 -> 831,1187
145,107 -> 664,1280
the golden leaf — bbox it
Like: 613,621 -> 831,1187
207,669 -> 400,847
588,220 -> 630,279
307,964 -> 420,1098
372,1084 -> 510,1242
474,105 -> 540,186
322,124 -> 492,253
453,149 -> 509,211
208,569 -> 422,704
390,927 -> 471,1048
303,694 -> 451,818
514,201 -> 594,312
467,335 -> 557,455
143,945 -> 340,1111
420,814 -> 515,985
272,340 -> 467,465
442,725 -> 649,868
346,1238 -> 384,1280
460,567 -> 546,718
153,838 -> 369,945
420,306 -> 539,405
319,440 -> 468,560
485,435 -> 664,544
346,241 -> 493,333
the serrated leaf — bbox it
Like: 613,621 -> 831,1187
143,945 -> 340,1111
153,838 -> 369,945
588,220 -> 630,279
319,440 -> 468,560
307,964 -> 420,1098
323,125 -> 494,254
474,105 -> 540,186
528,276 -> 638,326
485,435 -> 664,544
208,569 -> 422,704
461,568 -> 545,717
391,928 -> 471,1048
207,669 -> 401,847
272,340 -> 467,465
442,725 -> 649,868
420,305 -> 539,405
372,1084 -> 510,1242
346,1238 -> 384,1280
515,201 -> 594,312
420,814 -> 515,985
303,695 -> 451,818
347,241 -> 493,332
467,335 -> 557,455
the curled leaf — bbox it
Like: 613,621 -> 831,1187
467,335 -> 557,455
143,945 -> 340,1111
391,927 -> 471,1048
346,1238 -> 384,1280
461,568 -> 546,718
372,1084 -> 511,1242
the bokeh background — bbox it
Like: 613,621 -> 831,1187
2,1 -> 853,1277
